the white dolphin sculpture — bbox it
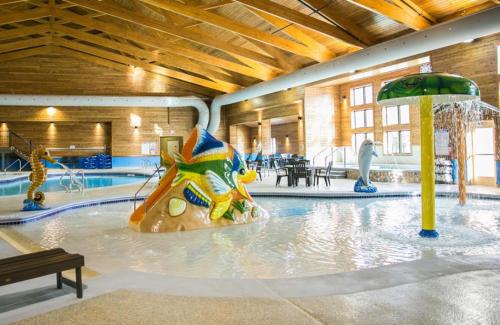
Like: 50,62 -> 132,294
355,139 -> 378,193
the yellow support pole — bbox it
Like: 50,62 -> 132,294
419,95 -> 438,237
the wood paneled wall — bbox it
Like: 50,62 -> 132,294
2,121 -> 111,157
0,106 -> 197,156
0,54 -> 219,98
272,122 -> 299,154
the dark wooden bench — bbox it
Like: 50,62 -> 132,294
0,248 -> 85,298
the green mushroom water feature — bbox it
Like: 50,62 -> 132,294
377,73 -> 481,238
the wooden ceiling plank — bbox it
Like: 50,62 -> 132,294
52,37 -> 238,93
65,0 -> 283,69
299,0 -> 377,46
0,35 -> 48,53
0,6 -> 50,25
135,0 -> 321,59
53,7 -> 274,80
346,0 -> 431,30
250,9 -> 335,62
234,0 -> 365,47
52,24 -> 244,88
50,46 -> 218,97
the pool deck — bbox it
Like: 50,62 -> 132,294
1,168 -> 499,324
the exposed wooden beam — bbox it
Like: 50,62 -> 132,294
243,37 -> 298,73
346,0 -> 432,30
52,37 -> 238,93
440,1 -> 499,22
299,0 -> 377,46
0,6 -> 50,25
0,45 -> 50,63
53,8 -> 274,80
65,0 -> 283,69
391,0 -> 436,24
250,9 -> 335,62
195,0 -> 234,10
0,24 -> 50,40
0,36 -> 48,53
50,46 -> 218,97
0,0 -> 26,5
234,0 -> 365,48
135,0 -> 322,59
52,24 -> 244,89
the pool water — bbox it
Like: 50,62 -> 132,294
0,174 -> 148,196
13,197 -> 500,279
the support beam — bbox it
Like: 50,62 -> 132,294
52,24 -> 243,90
0,36 -> 48,53
53,8 -> 274,80
0,24 -> 50,40
250,9 -> 335,62
391,0 -> 436,23
299,0 -> 377,45
0,0 -> 26,5
52,37 -> 237,93
0,45 -> 50,63
65,0 -> 283,69
135,0 -> 322,58
235,0 -> 365,47
346,0 -> 432,30
0,6 -> 50,25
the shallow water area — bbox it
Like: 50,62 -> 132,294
12,196 -> 500,279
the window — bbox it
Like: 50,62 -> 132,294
383,130 -> 411,154
382,105 -> 410,126
271,137 -> 276,154
350,85 -> 373,106
352,132 -> 374,153
351,109 -> 373,129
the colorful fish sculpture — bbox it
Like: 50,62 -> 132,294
171,125 -> 256,220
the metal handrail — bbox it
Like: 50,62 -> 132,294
133,164 -> 163,212
3,159 -> 21,174
312,147 -> 331,166
58,163 -> 85,193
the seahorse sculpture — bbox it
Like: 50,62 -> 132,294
22,146 -> 57,211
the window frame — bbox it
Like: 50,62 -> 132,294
349,84 -> 373,107
351,109 -> 374,129
383,130 -> 412,155
382,104 -> 410,126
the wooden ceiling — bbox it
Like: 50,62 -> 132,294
0,0 -> 498,97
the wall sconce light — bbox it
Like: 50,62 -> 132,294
130,113 -> 142,129
257,121 -> 262,126
286,135 -> 289,139
297,116 -> 302,121
342,95 -> 347,100
47,106 -> 56,115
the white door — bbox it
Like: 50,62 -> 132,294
468,121 -> 496,186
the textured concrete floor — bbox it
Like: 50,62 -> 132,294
10,269 -> 500,325
1,255 -> 499,325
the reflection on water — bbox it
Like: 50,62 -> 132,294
15,197 -> 500,279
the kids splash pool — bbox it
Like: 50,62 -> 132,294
11,196 -> 500,279
0,173 -> 148,196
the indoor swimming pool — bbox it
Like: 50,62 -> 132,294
12,196 -> 500,279
0,174 -> 148,196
